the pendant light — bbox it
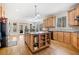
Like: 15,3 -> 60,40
34,4 -> 41,20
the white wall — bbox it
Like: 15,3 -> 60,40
6,17 -> 43,36
6,18 -> 29,35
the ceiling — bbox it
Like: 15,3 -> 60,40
5,3 -> 75,20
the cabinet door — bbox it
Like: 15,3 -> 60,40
72,9 -> 75,25
30,34 -> 34,50
75,6 -> 79,16
45,19 -> 47,28
74,8 -> 78,25
0,7 -> 2,17
64,32 -> 71,44
71,33 -> 78,48
48,18 -> 51,27
74,6 -> 79,25
68,10 -> 75,25
78,38 -> 79,49
47,18 -> 50,27
43,20 -> 46,28
43,19 -> 47,28
46,19 -> 48,27
77,33 -> 79,49
0,5 -> 5,17
53,32 -> 57,40
53,16 -> 56,27
2,5 -> 5,17
50,18 -> 53,27
58,32 -> 63,42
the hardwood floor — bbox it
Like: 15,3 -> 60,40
0,35 -> 79,55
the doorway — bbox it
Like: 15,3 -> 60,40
19,23 -> 26,34
19,25 -> 23,34
19,23 -> 27,41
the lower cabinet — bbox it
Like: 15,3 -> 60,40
71,33 -> 78,48
53,31 -> 79,49
64,32 -> 71,44
77,33 -> 79,49
53,32 -> 58,40
58,32 -> 63,42
78,38 -> 79,49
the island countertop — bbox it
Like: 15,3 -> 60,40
27,31 -> 49,35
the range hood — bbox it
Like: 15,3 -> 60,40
75,16 -> 79,20
75,16 -> 79,25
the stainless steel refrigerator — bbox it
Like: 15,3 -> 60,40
0,17 -> 7,48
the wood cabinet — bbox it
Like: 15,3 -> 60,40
52,16 -> 56,27
75,5 -> 79,16
68,9 -> 75,25
47,16 -> 56,27
2,5 -> 5,17
25,32 -> 51,53
74,7 -> 78,25
0,6 -> 2,17
57,32 -> 63,42
0,4 -> 5,17
43,19 -> 46,28
43,19 -> 48,28
25,34 -> 35,51
52,31 -> 79,49
64,32 -> 71,44
43,16 -> 56,28
68,5 -> 79,26
71,32 -> 79,49
53,32 -> 58,40
77,33 -> 79,49
78,38 -> 79,49
71,33 -> 78,48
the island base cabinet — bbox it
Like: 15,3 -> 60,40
25,32 -> 51,53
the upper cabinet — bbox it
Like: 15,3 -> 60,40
68,4 -> 79,26
0,4 -> 5,17
43,16 -> 56,28
0,5 -> 2,17
68,9 -> 75,25
43,18 -> 48,28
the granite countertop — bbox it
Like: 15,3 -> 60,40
48,28 -> 79,32
27,31 -> 48,34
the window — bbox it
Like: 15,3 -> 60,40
57,16 -> 66,27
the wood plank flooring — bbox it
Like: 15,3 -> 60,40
0,35 -> 79,55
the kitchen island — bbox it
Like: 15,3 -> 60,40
24,31 -> 51,53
